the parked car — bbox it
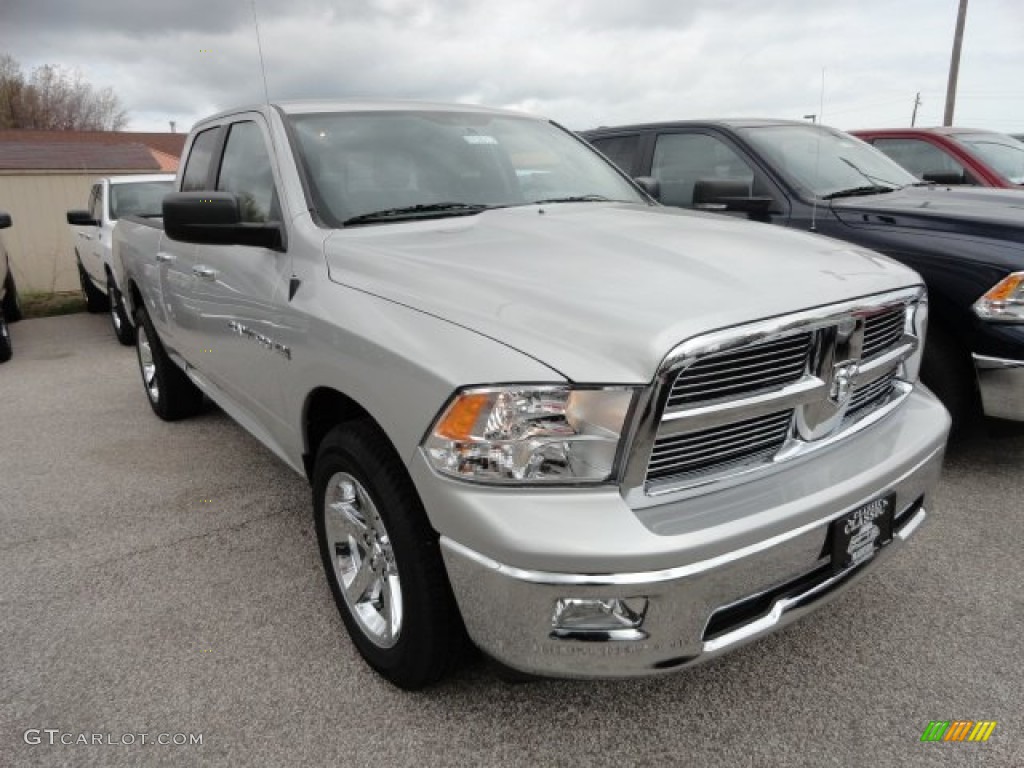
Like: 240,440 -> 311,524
583,119 -> 1024,429
852,127 -> 1024,189
67,174 -> 175,344
114,101 -> 949,689
0,211 -> 23,363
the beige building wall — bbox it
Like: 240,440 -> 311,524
0,170 -> 154,293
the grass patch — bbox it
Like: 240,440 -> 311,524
21,291 -> 87,319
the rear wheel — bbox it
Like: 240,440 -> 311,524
108,274 -> 135,346
2,271 -> 22,322
313,421 -> 467,689
78,259 -> 108,313
134,305 -> 204,420
0,313 -> 11,363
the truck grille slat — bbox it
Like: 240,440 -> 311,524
862,307 -> 905,359
668,333 -> 811,407
646,411 -> 792,481
848,371 -> 897,416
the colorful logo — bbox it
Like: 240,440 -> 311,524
920,720 -> 997,742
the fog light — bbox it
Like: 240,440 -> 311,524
551,597 -> 648,637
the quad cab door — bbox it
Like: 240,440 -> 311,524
73,183 -> 106,284
186,115 -> 295,447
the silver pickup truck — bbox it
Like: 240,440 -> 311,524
114,101 -> 950,689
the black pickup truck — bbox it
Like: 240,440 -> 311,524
583,120 -> 1024,429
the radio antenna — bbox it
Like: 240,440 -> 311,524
251,0 -> 271,104
809,67 -> 825,232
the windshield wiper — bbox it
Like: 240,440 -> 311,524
343,202 -> 489,226
822,185 -> 898,200
529,194 -> 615,204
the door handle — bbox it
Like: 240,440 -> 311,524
156,252 -> 174,263
192,265 -> 218,281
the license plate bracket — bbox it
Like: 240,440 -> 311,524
830,493 -> 895,574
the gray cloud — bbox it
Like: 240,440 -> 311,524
1,0 -> 1021,134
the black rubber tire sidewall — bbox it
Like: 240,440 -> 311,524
79,261 -> 109,313
920,325 -> 979,434
108,275 -> 135,346
2,272 -> 22,323
133,304 -> 204,421
0,313 -> 11,363
312,421 -> 466,689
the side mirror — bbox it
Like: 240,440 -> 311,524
0,212 -> 11,229
692,179 -> 776,215
633,176 -> 661,201
163,192 -> 284,250
66,209 -> 99,227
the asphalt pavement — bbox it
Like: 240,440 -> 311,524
1,313 -> 1021,767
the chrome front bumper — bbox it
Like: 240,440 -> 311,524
433,391 -> 948,679
974,354 -> 1024,421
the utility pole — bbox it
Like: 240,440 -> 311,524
911,92 -> 922,126
944,0 -> 968,126
803,114 -> 817,124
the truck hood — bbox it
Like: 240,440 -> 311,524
831,184 -> 1024,240
324,203 -> 920,383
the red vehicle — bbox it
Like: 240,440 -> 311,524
852,127 -> 1024,189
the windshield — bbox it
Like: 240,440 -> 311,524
955,133 -> 1024,185
738,124 -> 918,199
109,181 -> 174,220
287,111 -> 645,225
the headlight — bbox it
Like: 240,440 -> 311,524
423,386 -> 636,484
973,272 -> 1024,322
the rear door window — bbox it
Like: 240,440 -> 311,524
871,138 -> 976,185
589,135 -> 644,176
181,127 -> 221,192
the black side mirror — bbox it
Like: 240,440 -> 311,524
633,176 -> 661,201
922,171 -> 970,186
163,192 -> 284,250
66,210 -> 99,227
0,212 -> 11,229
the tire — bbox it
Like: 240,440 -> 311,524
78,258 -> 109,313
2,271 -> 22,322
134,304 -> 204,420
313,421 -> 467,689
107,273 -> 135,346
920,325 -> 979,435
0,313 -> 11,363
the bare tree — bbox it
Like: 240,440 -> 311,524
0,54 -> 128,131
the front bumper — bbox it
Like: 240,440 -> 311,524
973,354 -> 1024,421
421,389 -> 949,679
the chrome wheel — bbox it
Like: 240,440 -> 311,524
323,472 -> 403,648
136,323 -> 159,403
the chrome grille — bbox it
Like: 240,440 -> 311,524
625,287 -> 925,505
667,333 -> 812,407
862,306 -> 905,359
647,410 -> 792,482
847,370 -> 897,418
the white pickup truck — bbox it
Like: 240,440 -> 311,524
67,174 -> 174,344
114,101 -> 950,689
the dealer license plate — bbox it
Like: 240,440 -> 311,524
830,494 -> 895,574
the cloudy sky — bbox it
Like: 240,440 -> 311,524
2,0 -> 1021,135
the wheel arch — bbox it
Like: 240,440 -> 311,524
302,386 -> 394,481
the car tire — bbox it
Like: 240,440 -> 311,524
108,273 -> 135,346
78,259 -> 109,313
0,313 -> 11,363
313,420 -> 467,690
920,325 -> 978,434
134,304 -> 204,421
2,271 -> 23,322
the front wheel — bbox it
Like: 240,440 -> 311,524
313,421 -> 467,689
108,274 -> 135,346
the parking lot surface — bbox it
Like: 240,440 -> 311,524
1,314 -> 1022,767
